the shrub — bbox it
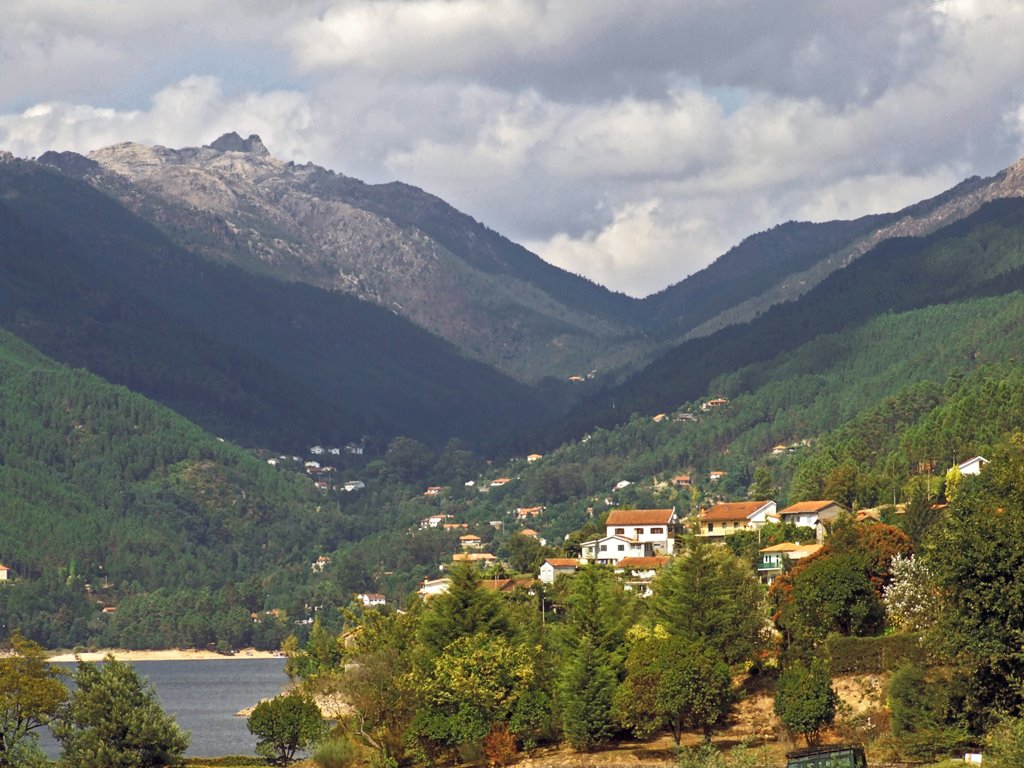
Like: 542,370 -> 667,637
825,633 -> 928,674
312,735 -> 357,768
985,716 -> 1024,768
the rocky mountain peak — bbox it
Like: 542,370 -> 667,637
206,132 -> 270,156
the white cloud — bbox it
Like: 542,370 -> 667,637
1,0 -> 1024,296
0,77 -> 317,161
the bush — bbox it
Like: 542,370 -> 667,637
887,663 -> 970,760
985,716 -> 1024,768
247,692 -> 327,766
482,724 -> 518,767
825,633 -> 928,673
312,735 -> 357,768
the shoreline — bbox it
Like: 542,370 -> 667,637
47,647 -> 283,663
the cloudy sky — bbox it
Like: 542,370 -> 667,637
3,0 -> 1024,297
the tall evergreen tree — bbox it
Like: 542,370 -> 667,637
417,564 -> 511,655
650,543 -> 763,665
556,635 -> 619,751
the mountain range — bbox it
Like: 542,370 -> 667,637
2,134 -> 1023,454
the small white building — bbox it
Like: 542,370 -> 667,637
310,446 -> 324,455
778,500 -> 847,529
539,558 -> 581,584
459,534 -> 482,549
358,593 -> 386,607
418,578 -> 451,599
957,456 -> 989,476
614,556 -> 671,595
756,542 -> 823,584
311,555 -> 331,573
343,480 -> 365,492
0,563 -> 9,581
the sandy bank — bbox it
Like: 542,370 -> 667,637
47,647 -> 282,662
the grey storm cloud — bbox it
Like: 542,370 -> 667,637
2,0 -> 1024,296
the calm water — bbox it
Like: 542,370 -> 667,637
43,658 -> 289,758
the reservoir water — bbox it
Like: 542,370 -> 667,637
43,658 -> 289,758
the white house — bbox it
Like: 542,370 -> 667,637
358,593 -> 386,607
580,534 -> 653,565
310,446 -> 324,455
418,578 -> 451,599
459,534 -> 482,549
756,542 -> 823,584
957,456 -> 989,476
311,555 -> 331,573
698,501 -> 777,538
614,556 -> 671,596
0,564 -> 9,581
604,508 -> 678,555
539,558 -> 581,584
343,480 -> 365,492
778,500 -> 847,531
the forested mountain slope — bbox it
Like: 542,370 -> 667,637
0,328 -> 331,646
547,196 -> 1024,445
38,134 -> 647,383
0,156 -> 550,449
642,157 -> 1024,338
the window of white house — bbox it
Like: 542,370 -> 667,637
618,544 -> 625,551
614,527 -> 625,534
635,528 -> 643,535
599,544 -> 607,552
651,527 -> 664,534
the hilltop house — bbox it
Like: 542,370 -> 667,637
539,558 -> 581,584
418,578 -> 451,599
358,593 -> 387,607
0,563 -> 8,581
580,535 -> 653,565
459,534 -> 482,549
698,501 -> 777,539
778,500 -> 847,532
956,456 -> 989,476
614,556 -> 671,596
756,542 -> 823,584
603,508 -> 678,555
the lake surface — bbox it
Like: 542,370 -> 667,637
43,658 -> 289,758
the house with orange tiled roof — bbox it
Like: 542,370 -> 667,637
604,508 -> 678,555
698,500 -> 777,538
614,556 -> 672,596
452,552 -> 497,564
778,500 -> 847,530
539,558 -> 582,584
0,563 -> 9,581
756,542 -> 823,584
672,474 -> 692,487
459,534 -> 482,549
516,505 -> 544,519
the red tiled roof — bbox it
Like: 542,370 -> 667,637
605,508 -> 675,526
544,558 -> 581,568
615,556 -> 671,569
702,501 -> 772,522
780,500 -> 841,514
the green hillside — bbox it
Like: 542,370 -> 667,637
0,328 -> 342,647
0,159 -> 550,450
547,197 -> 1024,446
